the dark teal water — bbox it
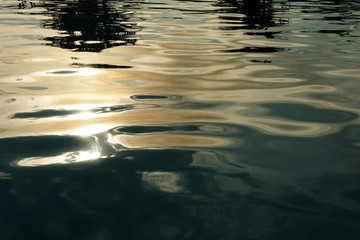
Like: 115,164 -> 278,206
1,0 -> 360,239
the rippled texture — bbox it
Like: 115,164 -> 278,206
1,0 -> 360,239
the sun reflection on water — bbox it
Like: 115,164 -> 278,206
15,135 -> 102,167
70,124 -> 113,136
16,148 -> 101,167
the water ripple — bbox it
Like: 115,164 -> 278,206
130,94 -> 182,101
262,102 -> 358,123
10,104 -> 153,119
2,0 -> 360,239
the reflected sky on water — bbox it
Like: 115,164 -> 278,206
1,0 -> 360,239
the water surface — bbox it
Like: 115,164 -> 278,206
1,0 -> 360,239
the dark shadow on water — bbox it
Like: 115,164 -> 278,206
1,123 -> 360,239
289,0 -> 360,38
41,0 -> 143,52
214,0 -> 288,36
71,63 -> 133,69
216,46 -> 287,53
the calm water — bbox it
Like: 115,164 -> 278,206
1,0 -> 360,239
